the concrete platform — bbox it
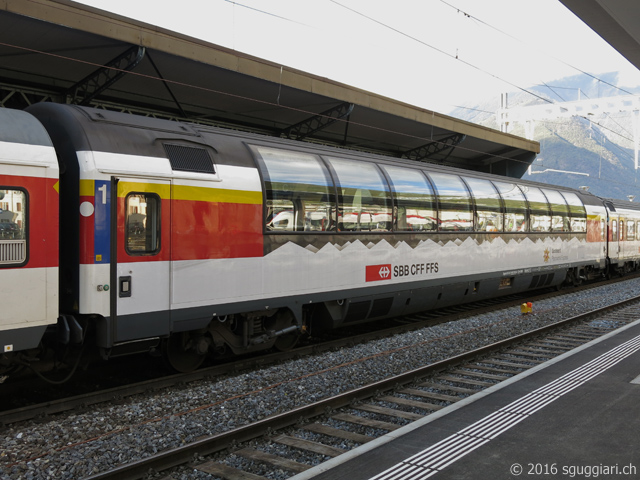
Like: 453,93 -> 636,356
293,320 -> 640,480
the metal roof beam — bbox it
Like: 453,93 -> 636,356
282,102 -> 354,141
401,133 -> 466,162
66,45 -> 146,106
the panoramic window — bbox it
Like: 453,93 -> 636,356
561,192 -> 587,233
522,186 -> 551,232
464,177 -> 503,232
255,146 -> 336,232
0,188 -> 27,265
328,157 -> 392,232
542,189 -> 570,232
125,193 -> 161,255
493,182 -> 527,232
382,165 -> 437,231
428,172 -> 472,231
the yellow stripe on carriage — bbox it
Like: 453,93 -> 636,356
113,181 -> 262,204
172,184 -> 262,205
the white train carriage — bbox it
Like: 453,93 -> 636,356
0,108 -> 59,365
605,199 -> 640,275
2,102 -> 629,375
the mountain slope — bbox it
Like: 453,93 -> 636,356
450,72 -> 640,201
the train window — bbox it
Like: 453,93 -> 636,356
382,165 -> 436,231
464,177 -> 503,232
427,172 -> 472,232
561,192 -> 587,232
255,147 -> 336,232
328,158 -> 391,232
627,220 -> 635,241
125,193 -> 161,255
542,189 -> 570,232
0,188 -> 27,265
493,182 -> 527,232
521,186 -> 551,232
612,220 -> 618,242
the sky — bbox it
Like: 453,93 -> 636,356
73,0 -> 640,116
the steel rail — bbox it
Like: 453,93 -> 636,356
82,293 -> 640,480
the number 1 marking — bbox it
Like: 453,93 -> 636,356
98,184 -> 107,205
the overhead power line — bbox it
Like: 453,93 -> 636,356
328,0 -> 554,106
439,0 -> 639,99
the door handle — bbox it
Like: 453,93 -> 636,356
119,276 -> 132,298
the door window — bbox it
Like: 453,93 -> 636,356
125,193 -> 161,255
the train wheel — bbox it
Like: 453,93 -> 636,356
163,332 -> 208,372
273,310 -> 300,352
274,331 -> 300,351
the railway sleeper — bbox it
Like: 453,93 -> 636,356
235,447 -> 311,474
302,423 -> 375,444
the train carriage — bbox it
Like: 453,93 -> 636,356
605,200 -> 640,274
1,102 -> 639,377
0,108 -> 59,361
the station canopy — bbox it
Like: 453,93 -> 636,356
559,0 -> 640,72
0,0 -> 539,177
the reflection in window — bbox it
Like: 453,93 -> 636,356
329,158 -> 391,232
562,192 -> 587,232
522,186 -> 551,232
464,177 -> 503,232
382,165 -> 436,231
427,172 -> 472,231
126,193 -> 161,255
0,188 -> 26,265
494,182 -> 527,232
256,147 -> 336,232
542,189 -> 570,232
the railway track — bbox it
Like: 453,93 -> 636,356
81,293 -> 640,480
0,273 -> 631,426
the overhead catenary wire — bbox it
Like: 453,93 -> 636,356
439,0 -> 639,99
328,0 -> 555,106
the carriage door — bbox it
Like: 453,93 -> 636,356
113,177 -> 171,342
607,206 -> 620,266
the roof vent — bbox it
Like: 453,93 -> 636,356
163,144 -> 215,174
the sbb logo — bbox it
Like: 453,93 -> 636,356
366,264 -> 392,282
